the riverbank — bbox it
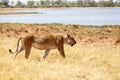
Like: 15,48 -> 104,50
0,7 -> 120,11
0,11 -> 40,15
0,23 -> 120,47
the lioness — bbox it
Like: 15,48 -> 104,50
9,33 -> 76,59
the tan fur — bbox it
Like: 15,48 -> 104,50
9,33 -> 76,59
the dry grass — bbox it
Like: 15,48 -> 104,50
0,23 -> 120,46
0,37 -> 120,80
0,23 -> 120,80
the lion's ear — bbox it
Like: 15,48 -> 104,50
63,34 -> 69,39
67,34 -> 70,38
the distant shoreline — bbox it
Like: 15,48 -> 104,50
0,7 -> 120,11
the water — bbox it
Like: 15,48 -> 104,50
0,8 -> 120,25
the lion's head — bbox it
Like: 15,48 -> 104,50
63,34 -> 76,46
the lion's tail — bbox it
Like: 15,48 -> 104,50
9,37 -> 22,54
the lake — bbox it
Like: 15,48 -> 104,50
0,8 -> 120,25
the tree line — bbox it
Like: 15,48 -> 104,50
0,0 -> 120,8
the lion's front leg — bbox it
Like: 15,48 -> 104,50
43,49 -> 50,59
57,45 -> 66,58
56,36 -> 66,58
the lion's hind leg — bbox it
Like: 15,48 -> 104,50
14,46 -> 24,58
24,46 -> 32,59
9,37 -> 24,58
14,41 -> 24,58
24,41 -> 32,59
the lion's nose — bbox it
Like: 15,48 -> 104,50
71,44 -> 74,46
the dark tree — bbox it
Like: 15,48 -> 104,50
27,0 -> 35,8
1,0 -> 9,7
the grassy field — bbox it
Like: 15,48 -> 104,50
0,23 -> 120,80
